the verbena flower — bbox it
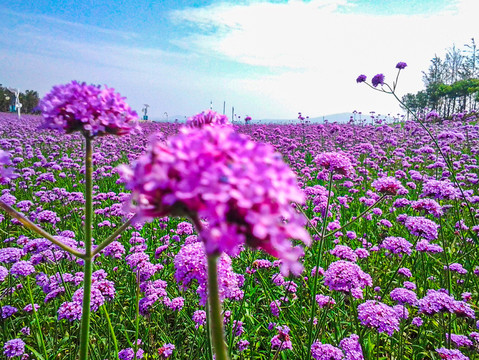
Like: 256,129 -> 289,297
9,260 -> 35,277
186,110 -> 231,128
311,341 -> 344,360
324,260 -> 372,299
381,237 -> 413,256
0,150 -> 16,183
396,62 -> 407,69
356,75 -> 367,83
315,152 -> 354,177
357,300 -> 400,336
158,343 -> 175,358
390,287 -> 418,306
38,81 -> 139,137
174,242 -> 244,306
371,176 -> 408,195
371,74 -> 385,87
120,122 -> 310,275
3,338 -> 25,358
419,289 -> 475,318
339,334 -> 364,360
435,347 -> 469,360
404,216 -> 439,240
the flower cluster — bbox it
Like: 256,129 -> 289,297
324,260 -> 372,299
120,117 -> 311,275
315,152 -> 354,177
357,300 -> 400,336
38,81 -> 139,137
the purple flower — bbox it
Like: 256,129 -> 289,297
356,74 -> 367,83
3,339 -> 25,358
396,62 -> 407,69
315,294 -> 336,308
186,110 -> 231,128
0,248 -> 23,264
0,150 -> 17,183
330,245 -> 357,262
1,306 -> 17,319
174,242 -> 243,306
237,339 -> 250,351
371,74 -> 385,87
419,289 -> 475,318
324,260 -> 372,299
404,216 -> 439,240
315,152 -> 354,177
158,343 -> 175,358
447,334 -> 473,348
10,261 -> 35,277
271,325 -> 292,351
435,348 -> 469,360
118,347 -> 144,360
371,176 -> 408,195
339,334 -> 364,360
421,179 -> 459,200
0,266 -> 8,282
390,287 -> 418,306
57,301 -> 82,321
38,81 -> 139,137
120,123 -> 310,275
311,341 -> 344,360
357,300 -> 400,336
192,310 -> 206,328
381,237 -> 412,256
412,317 -> 423,327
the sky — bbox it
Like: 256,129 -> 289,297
0,0 -> 477,121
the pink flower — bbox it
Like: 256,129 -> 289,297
120,122 -> 311,275
38,81 -> 139,137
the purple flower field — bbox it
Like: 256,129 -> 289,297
1,108 -> 479,359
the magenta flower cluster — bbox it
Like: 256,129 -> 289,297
38,81 -> 139,137
120,114 -> 311,275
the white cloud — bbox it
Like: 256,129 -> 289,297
170,0 -> 479,117
1,1 -> 478,120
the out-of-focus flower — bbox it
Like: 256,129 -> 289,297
356,75 -> 367,83
38,81 -> 139,137
120,122 -> 310,275
3,338 -> 25,358
315,152 -> 354,177
396,62 -> 407,69
186,110 -> 231,128
371,74 -> 385,87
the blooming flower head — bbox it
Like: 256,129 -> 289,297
158,343 -> 175,358
315,152 -> 354,177
3,338 -> 25,358
120,122 -> 310,275
324,260 -> 372,299
311,341 -> 344,360
371,74 -> 385,87
186,110 -> 231,128
0,150 -> 16,183
357,300 -> 400,336
435,347 -> 469,360
339,334 -> 364,360
396,62 -> 407,69
371,176 -> 408,195
356,74 -> 367,83
38,81 -> 139,137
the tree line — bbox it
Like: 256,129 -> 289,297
0,85 -> 40,114
401,38 -> 479,117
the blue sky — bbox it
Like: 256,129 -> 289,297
0,0 -> 476,120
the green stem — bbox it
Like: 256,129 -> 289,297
306,171 -> 334,356
27,276 -> 48,359
79,136 -> 94,360
101,305 -> 119,358
0,201 -> 85,258
207,254 -> 230,360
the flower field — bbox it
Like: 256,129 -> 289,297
1,107 -> 479,360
